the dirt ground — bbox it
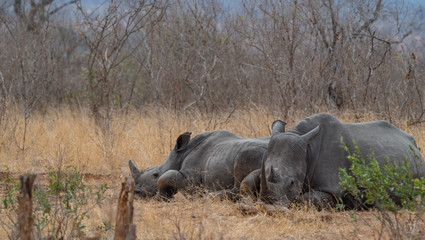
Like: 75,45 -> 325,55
1,172 -> 407,240
92,174 -> 412,240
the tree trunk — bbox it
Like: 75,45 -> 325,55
114,177 -> 137,240
18,174 -> 37,240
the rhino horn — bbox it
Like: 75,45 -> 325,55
129,160 -> 142,178
271,120 -> 286,136
260,153 -> 271,202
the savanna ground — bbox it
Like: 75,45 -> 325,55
1,106 -> 424,239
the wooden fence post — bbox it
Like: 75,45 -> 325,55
18,174 -> 37,240
114,177 -> 137,240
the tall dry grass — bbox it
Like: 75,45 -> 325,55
1,106 -> 424,239
0,105 -> 287,174
1,106 -> 423,175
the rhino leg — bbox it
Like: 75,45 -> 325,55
157,170 -> 187,199
240,169 -> 261,200
233,148 -> 264,189
300,191 -> 337,210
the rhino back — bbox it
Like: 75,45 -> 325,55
156,131 -> 218,173
344,121 -> 425,178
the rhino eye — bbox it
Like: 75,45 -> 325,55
153,173 -> 159,178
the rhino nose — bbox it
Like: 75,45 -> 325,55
134,187 -> 147,198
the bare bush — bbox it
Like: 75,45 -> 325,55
0,0 -> 424,123
232,0 -> 424,120
0,0 -> 84,155
75,0 -> 168,131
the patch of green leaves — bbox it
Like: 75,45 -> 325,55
1,165 -> 20,211
339,139 -> 425,211
338,139 -> 425,239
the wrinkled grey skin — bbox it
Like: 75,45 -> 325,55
129,123 -> 285,199
260,113 -> 425,208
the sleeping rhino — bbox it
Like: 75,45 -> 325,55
259,113 -> 425,208
129,121 -> 286,199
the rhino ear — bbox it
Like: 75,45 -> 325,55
272,120 -> 286,136
175,132 -> 191,151
129,160 -> 142,178
301,125 -> 320,144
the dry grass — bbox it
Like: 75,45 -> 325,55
1,106 -> 424,239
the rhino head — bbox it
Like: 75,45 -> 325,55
129,132 -> 191,198
129,161 -> 159,198
260,122 -> 320,206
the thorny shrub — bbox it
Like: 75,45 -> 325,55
0,165 -> 108,239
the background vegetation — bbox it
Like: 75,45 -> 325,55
0,0 -> 424,127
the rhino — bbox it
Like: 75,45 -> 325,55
259,113 -> 425,208
129,121 -> 286,199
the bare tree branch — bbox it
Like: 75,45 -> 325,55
353,0 -> 383,36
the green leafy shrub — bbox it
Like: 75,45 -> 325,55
1,165 -> 107,239
0,165 -> 21,239
338,139 -> 425,239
